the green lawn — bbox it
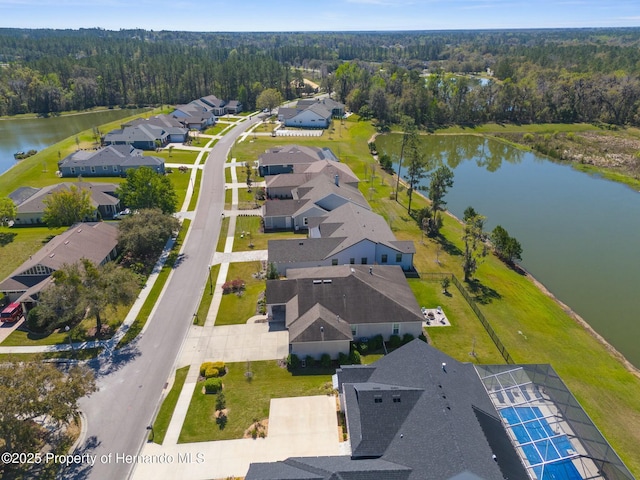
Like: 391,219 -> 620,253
224,166 -> 233,183
204,124 -> 228,136
216,217 -> 230,252
215,262 -> 264,326
187,169 -> 203,211
150,149 -> 199,165
178,360 -> 333,443
168,169 -> 191,208
233,216 -> 298,251
194,264 -> 221,327
152,366 -> 189,445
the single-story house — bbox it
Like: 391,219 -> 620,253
225,99 -> 243,114
266,265 -> 424,359
0,222 -> 119,307
277,98 -> 345,129
263,174 -> 368,232
126,115 -> 188,143
265,159 -> 359,199
198,95 -> 227,116
103,123 -> 169,150
258,145 -> 339,176
247,339 -> 633,480
268,202 -> 415,274
10,182 -> 120,225
58,144 -> 165,177
171,104 -> 216,130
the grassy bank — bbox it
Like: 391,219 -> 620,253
232,118 -> 640,473
151,366 -> 189,445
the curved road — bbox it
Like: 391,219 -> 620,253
70,115 -> 262,480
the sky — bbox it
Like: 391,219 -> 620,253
0,0 -> 639,32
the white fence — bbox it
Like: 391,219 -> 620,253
275,129 -> 324,137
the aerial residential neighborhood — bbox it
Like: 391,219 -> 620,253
1,24 -> 640,480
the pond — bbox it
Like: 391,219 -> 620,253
379,134 -> 640,368
0,108 -> 148,175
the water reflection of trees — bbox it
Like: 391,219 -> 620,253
379,134 -> 523,173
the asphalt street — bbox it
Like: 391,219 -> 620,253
68,115 -> 261,480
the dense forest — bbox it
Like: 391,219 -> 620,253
1,28 -> 640,126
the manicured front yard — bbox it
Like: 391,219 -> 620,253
178,360 -> 333,443
149,148 -> 199,165
233,216 -> 299,251
215,262 -> 264,326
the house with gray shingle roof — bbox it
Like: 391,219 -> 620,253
0,222 -> 119,306
268,202 -> 415,274
263,174 -> 367,232
277,98 -> 345,129
126,115 -> 188,143
103,123 -> 169,150
266,159 -> 359,199
58,144 -> 164,177
11,182 -> 120,225
172,103 -> 216,130
266,265 -> 424,359
258,145 -> 339,176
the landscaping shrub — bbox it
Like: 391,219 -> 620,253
211,361 -> 226,375
200,362 -> 214,377
320,353 -> 332,369
204,367 -> 219,379
304,355 -> 315,368
338,352 -> 350,366
216,392 -> 226,411
26,307 -> 48,333
349,350 -> 361,365
402,333 -> 415,345
389,334 -> 402,349
357,342 -> 368,354
287,354 -> 300,370
221,278 -> 246,295
204,378 -> 222,394
369,334 -> 384,351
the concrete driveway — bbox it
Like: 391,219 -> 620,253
132,395 -> 343,480
180,322 -> 289,365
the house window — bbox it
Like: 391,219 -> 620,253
70,167 -> 76,174
303,217 -> 308,226
361,257 -> 367,264
351,325 -> 357,337
113,165 -> 119,172
332,259 -> 338,266
392,323 -> 400,335
90,166 -> 96,173
80,166 -> 85,172
393,396 -> 401,403
103,165 -> 108,170
396,253 -> 402,262
349,258 -> 355,265
374,396 -> 382,404
381,254 -> 388,263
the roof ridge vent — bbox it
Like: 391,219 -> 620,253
313,280 -> 322,284
323,279 -> 332,284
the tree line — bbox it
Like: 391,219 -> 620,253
2,27 -> 640,124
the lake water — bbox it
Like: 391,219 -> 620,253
379,134 -> 640,368
0,109 -> 147,175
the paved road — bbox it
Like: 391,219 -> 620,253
69,115 -> 261,480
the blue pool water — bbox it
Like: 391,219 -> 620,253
501,407 -> 582,480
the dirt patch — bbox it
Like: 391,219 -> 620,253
243,419 -> 268,439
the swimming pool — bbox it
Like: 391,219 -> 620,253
501,406 -> 582,480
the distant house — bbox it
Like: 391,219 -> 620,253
258,145 -> 339,176
103,123 -> 169,150
9,182 -> 120,225
266,265 -> 424,359
172,103 -> 216,130
247,339 -> 635,480
58,144 -> 165,177
278,98 -> 345,129
268,202 -> 415,275
263,174 -> 368,232
225,99 -> 243,114
0,222 -> 119,307
198,95 -> 227,116
125,115 -> 188,143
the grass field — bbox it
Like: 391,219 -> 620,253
194,264 -> 221,327
178,360 -> 332,443
150,149 -> 199,165
233,216 -> 298,251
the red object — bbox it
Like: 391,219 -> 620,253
1,302 -> 23,323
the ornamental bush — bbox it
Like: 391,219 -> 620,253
349,349 -> 361,365
402,333 -> 415,345
204,367 -> 219,379
320,353 -> 332,369
204,378 -> 222,394
287,354 -> 300,370
200,362 -> 214,377
338,352 -> 350,366
389,334 -> 402,349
